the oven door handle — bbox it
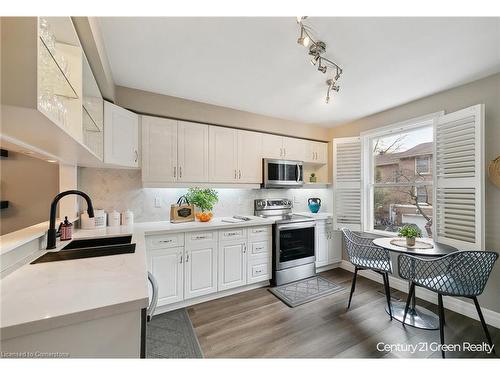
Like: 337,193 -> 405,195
277,222 -> 316,231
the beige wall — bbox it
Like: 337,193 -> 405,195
115,86 -> 331,142
330,73 -> 500,313
0,152 -> 59,235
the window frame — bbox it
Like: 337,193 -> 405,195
360,111 -> 443,237
415,155 -> 431,175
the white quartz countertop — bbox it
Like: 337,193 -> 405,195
295,211 -> 333,220
0,216 -> 275,340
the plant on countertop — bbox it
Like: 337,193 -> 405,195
309,172 -> 317,183
398,225 -> 422,239
185,187 -> 219,217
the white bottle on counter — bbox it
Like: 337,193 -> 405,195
121,210 -> 134,226
108,210 -> 121,227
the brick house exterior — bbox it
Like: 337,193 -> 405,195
374,142 -> 433,236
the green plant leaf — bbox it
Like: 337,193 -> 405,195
185,188 -> 219,212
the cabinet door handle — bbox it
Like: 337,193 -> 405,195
186,253 -> 189,262
234,169 -> 237,179
179,166 -> 182,179
179,254 -> 183,263
239,170 -> 241,179
243,244 -> 247,253
280,148 -> 283,157
174,166 -> 177,178
134,150 -> 138,163
283,148 -> 286,158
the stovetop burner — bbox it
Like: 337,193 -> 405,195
253,198 -> 314,223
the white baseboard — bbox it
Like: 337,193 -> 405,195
153,281 -> 270,315
316,262 -> 342,273
339,260 -> 500,329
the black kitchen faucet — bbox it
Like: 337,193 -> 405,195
46,190 -> 94,249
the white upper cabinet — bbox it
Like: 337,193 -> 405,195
304,141 -> 328,164
209,126 -> 238,182
237,130 -> 263,183
104,101 -> 139,167
283,137 -> 307,161
262,134 -> 284,159
1,17 -> 103,166
141,116 -> 177,183
177,121 -> 209,182
262,134 -> 324,164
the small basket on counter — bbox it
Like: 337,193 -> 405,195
170,195 -> 195,223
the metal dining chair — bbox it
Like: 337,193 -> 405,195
398,251 -> 499,358
341,228 -> 393,319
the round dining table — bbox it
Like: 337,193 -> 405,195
372,237 -> 458,330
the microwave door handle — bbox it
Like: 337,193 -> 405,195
296,164 -> 301,183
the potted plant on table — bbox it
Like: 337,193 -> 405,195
398,225 -> 422,247
185,188 -> 219,222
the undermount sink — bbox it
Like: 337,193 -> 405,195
31,235 -> 135,264
61,235 -> 132,250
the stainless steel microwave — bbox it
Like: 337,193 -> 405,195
262,159 -> 304,188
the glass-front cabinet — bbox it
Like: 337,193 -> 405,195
37,17 -> 84,143
82,54 -> 104,159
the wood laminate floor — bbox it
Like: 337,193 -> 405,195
187,268 -> 500,358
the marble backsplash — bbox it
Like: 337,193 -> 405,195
77,168 -> 332,223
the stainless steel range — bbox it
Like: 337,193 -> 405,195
254,198 -> 316,285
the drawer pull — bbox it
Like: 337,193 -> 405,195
255,270 -> 262,274
255,246 -> 265,251
159,239 -> 173,243
193,235 -> 209,240
253,229 -> 266,233
225,232 -> 239,236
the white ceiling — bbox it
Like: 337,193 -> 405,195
98,17 -> 500,126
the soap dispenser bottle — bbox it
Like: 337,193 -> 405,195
59,216 -> 73,241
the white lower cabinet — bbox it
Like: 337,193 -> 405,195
328,230 -> 342,264
184,245 -> 218,299
147,225 -> 272,311
184,231 -> 218,299
315,219 -> 341,268
315,222 -> 328,267
218,240 -> 247,291
147,247 -> 184,306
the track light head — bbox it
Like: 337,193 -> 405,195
297,35 -> 310,47
310,55 -> 320,66
318,64 -> 327,74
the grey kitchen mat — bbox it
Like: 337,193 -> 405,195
146,308 -> 203,358
269,276 -> 345,307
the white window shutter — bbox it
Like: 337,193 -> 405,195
333,137 -> 362,231
434,104 -> 484,250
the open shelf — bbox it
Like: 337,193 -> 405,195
303,183 -> 332,189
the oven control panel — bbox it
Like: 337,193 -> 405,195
254,198 -> 292,210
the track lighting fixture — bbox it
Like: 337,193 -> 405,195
297,26 -> 310,47
318,62 -> 327,74
310,54 -> 320,66
325,79 -> 340,103
295,17 -> 343,104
